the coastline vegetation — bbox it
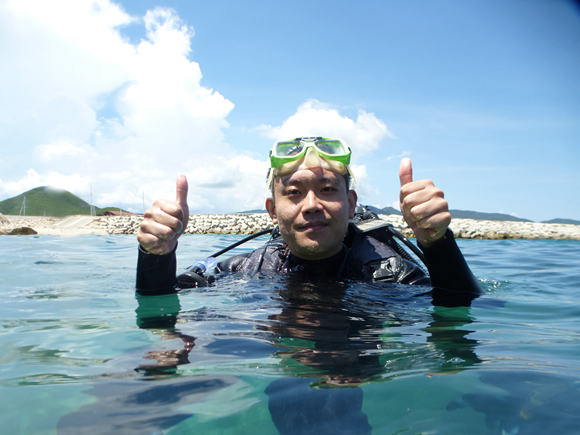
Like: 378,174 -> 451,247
1,186 -> 579,225
0,186 -> 129,217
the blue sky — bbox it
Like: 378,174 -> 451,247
1,0 -> 579,221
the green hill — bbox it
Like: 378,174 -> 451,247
365,205 -> 532,222
239,204 -> 539,222
0,186 -> 129,217
542,218 -> 580,225
448,209 -> 532,222
365,205 -> 402,216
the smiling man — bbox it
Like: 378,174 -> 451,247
265,166 -> 356,261
136,137 -> 481,295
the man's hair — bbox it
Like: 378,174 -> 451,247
267,169 -> 352,197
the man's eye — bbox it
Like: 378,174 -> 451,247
286,189 -> 300,195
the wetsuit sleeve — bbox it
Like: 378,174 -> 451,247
419,229 -> 482,294
135,244 -> 178,295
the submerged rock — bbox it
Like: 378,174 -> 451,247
7,227 -> 38,235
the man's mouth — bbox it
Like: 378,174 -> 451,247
299,221 -> 328,232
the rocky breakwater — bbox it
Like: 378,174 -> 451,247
184,213 -> 273,235
82,213 -> 274,235
85,213 -> 580,240
2,212 -> 579,240
377,214 -> 580,240
0,213 -> 58,235
450,218 -> 580,240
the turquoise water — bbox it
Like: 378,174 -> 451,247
1,234 -> 579,434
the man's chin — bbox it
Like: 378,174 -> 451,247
293,240 -> 339,261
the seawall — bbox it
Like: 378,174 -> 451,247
2,213 -> 580,240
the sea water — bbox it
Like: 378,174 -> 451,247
1,234 -> 579,434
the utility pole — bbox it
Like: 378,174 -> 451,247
19,196 -> 26,216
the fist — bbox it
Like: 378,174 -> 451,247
399,158 -> 450,247
137,174 -> 190,255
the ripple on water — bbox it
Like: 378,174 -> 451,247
1,235 -> 579,434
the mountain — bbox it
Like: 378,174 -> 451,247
365,205 -> 402,216
238,209 -> 267,213
0,186 -> 129,217
542,218 -> 580,225
4,187 -> 578,223
238,204 -> 560,222
448,209 -> 532,222
364,205 -> 532,222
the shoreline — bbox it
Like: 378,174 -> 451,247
1,213 -> 579,240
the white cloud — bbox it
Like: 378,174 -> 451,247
0,168 -> 92,200
0,0 -> 133,143
500,210 -> 522,218
386,150 -> 411,161
255,99 -> 394,159
0,2 -> 395,214
185,155 -> 270,212
0,169 -> 43,196
0,0 -> 243,212
349,164 -> 372,198
35,143 -> 89,162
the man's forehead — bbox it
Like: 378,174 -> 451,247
277,169 -> 344,187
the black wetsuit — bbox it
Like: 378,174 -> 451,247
136,219 -> 482,296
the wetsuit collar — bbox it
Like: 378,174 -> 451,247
285,246 -> 348,277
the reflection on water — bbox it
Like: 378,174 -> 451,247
57,273 -> 483,434
57,376 -> 239,435
1,235 -> 580,434
448,371 -> 580,435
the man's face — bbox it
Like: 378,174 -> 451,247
265,167 -> 357,260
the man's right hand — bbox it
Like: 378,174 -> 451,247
137,174 -> 189,255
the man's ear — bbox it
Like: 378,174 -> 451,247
265,197 -> 278,225
347,190 -> 358,219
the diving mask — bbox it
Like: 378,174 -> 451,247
267,137 -> 356,191
270,137 -> 351,171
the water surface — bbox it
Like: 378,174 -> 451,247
1,235 -> 579,434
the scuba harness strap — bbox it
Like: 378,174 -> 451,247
349,207 -> 427,272
178,207 -> 427,287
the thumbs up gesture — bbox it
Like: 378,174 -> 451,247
137,174 -> 190,255
399,158 -> 451,247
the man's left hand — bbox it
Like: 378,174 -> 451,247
399,158 -> 451,247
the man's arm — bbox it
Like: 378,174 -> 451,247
418,229 -> 482,293
399,159 -> 482,293
136,175 -> 189,294
136,245 -> 178,295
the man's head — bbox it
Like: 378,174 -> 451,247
265,137 -> 358,261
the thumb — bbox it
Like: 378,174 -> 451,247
399,158 -> 413,187
176,174 -> 189,206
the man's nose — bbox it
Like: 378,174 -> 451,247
302,190 -> 323,213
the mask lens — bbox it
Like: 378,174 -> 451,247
275,141 -> 304,157
315,140 -> 346,155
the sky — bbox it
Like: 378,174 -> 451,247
1,0 -> 579,221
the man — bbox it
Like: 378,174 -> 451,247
136,137 -> 481,294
